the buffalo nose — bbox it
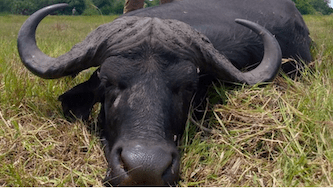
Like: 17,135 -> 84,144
106,143 -> 180,186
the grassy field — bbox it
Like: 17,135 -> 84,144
0,14 -> 333,186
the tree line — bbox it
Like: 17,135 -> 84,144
0,0 -> 332,15
292,0 -> 333,14
0,0 -> 160,15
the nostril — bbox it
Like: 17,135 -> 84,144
162,152 -> 179,184
112,147 -> 130,177
116,147 -> 130,174
162,156 -> 173,177
104,147 -> 125,186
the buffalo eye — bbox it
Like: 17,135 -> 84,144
117,81 -> 127,90
184,82 -> 197,93
172,82 -> 197,95
101,77 -> 127,91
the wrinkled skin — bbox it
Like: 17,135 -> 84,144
125,0 -> 312,76
59,48 -> 199,185
99,55 -> 196,185
17,0 -> 311,186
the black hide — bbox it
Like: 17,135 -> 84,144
125,0 -> 312,74
60,0 -> 311,185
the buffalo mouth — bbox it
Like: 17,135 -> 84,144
102,140 -> 180,186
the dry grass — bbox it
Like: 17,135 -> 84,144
1,14 -> 333,186
180,75 -> 333,186
0,111 -> 106,186
0,15 -> 112,186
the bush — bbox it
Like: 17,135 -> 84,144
292,0 -> 333,15
293,0 -> 317,14
4,0 -> 85,15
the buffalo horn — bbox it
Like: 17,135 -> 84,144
198,19 -> 282,85
17,4 -> 103,79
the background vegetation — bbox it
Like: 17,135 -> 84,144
0,0 -> 332,15
0,9 -> 333,187
0,0 -> 160,15
293,0 -> 333,14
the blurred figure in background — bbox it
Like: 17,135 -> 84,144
123,0 -> 172,14
72,7 -> 76,15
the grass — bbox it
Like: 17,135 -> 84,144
0,14 -> 333,186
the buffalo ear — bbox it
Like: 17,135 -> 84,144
58,69 -> 102,121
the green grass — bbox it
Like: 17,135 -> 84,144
1,14 -> 333,186
0,15 -> 116,187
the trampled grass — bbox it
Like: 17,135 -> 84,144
0,14 -> 333,186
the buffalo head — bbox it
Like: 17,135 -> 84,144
17,4 -> 281,186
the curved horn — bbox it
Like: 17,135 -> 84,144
17,4 -> 104,79
198,19 -> 282,85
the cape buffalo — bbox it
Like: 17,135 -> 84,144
17,0 -> 311,186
